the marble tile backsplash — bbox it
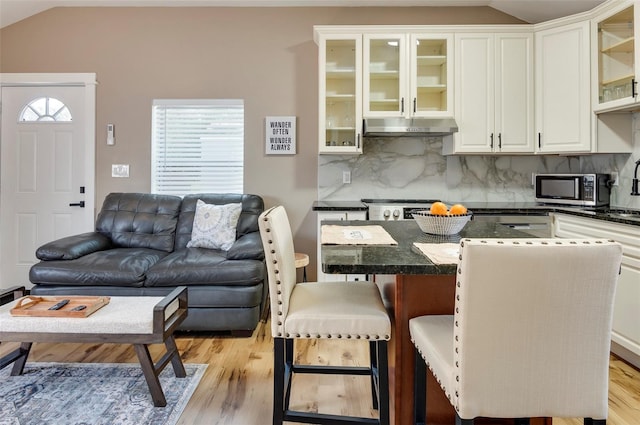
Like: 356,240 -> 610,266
319,114 -> 640,209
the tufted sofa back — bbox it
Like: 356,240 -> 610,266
96,193 -> 182,252
174,193 -> 264,250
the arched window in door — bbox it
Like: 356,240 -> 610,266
19,97 -> 72,122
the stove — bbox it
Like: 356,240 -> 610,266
362,199 -> 440,221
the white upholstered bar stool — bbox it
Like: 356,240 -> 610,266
259,205 -> 391,425
410,238 -> 623,425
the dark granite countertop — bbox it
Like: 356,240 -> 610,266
547,206 -> 640,226
321,219 -> 534,276
441,201 -> 640,226
314,200 -> 640,226
458,202 -> 551,215
312,200 -> 368,211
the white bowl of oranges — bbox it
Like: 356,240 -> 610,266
412,202 -> 472,235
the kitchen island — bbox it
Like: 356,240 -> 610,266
321,219 -> 549,425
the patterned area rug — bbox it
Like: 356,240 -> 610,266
0,362 -> 207,425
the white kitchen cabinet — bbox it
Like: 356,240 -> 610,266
316,211 -> 367,282
315,10 -> 632,156
552,213 -> 640,368
317,34 -> 363,154
449,32 -> 533,154
363,33 -> 407,117
592,0 -> 640,112
364,33 -> 453,118
535,21 -> 592,153
316,28 -> 453,156
410,34 -> 454,117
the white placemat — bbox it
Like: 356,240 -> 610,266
413,242 -> 460,264
321,225 -> 398,245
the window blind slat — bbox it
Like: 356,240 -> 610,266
151,99 -> 244,196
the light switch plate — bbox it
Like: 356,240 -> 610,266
112,164 -> 129,178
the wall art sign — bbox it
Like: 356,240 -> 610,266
265,116 -> 296,155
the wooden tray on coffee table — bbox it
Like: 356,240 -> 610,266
10,295 -> 110,318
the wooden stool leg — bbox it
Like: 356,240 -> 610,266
377,340 -> 390,425
414,347 -> 427,425
134,343 -> 167,407
370,341 -> 379,409
283,338 -> 294,410
273,337 -> 286,425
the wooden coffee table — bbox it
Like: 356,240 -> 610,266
0,286 -> 188,407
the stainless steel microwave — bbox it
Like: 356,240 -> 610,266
534,173 -> 610,207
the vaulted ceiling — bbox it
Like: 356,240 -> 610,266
0,0 -> 607,29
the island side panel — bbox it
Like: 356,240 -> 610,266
395,274 -> 456,425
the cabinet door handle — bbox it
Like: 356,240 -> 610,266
357,133 -> 360,149
401,97 -> 405,114
490,133 -> 494,149
498,133 -> 502,149
538,132 -> 542,149
413,98 -> 417,114
633,79 -> 637,98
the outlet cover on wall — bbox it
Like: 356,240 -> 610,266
112,164 -> 129,178
610,172 -> 619,186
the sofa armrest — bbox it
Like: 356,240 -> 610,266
227,232 -> 265,260
35,232 -> 112,261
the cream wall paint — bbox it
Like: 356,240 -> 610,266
0,6 -> 522,279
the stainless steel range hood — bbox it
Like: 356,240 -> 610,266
363,117 -> 458,137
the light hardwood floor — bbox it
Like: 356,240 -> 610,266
1,319 -> 639,424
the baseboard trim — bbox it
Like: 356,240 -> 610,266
611,342 -> 640,370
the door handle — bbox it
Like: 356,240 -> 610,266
69,201 -> 85,208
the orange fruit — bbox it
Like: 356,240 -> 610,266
449,204 -> 468,215
429,201 -> 448,216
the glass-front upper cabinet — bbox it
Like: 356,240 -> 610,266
318,34 -> 363,154
594,2 -> 640,112
410,34 -> 453,117
363,33 -> 453,118
363,34 -> 407,117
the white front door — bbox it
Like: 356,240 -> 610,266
0,73 -> 96,287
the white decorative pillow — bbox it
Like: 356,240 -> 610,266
186,200 -> 242,251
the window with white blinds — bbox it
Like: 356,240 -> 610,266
151,99 -> 244,196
